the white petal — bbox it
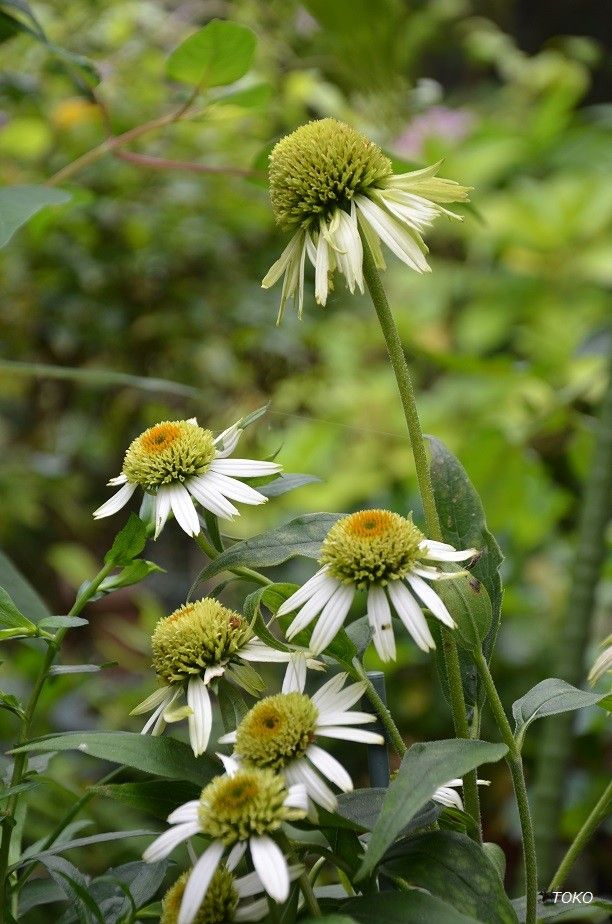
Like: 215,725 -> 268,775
284,782 -> 309,812
187,475 -> 239,519
209,458 -> 281,477
314,678 -> 366,715
235,899 -> 268,922
107,472 -> 128,486
433,786 -> 464,810
314,221 -> 330,305
317,711 -> 377,726
422,546 -> 477,562
285,578 -> 341,639
387,581 -> 436,651
165,484 -> 201,537
306,744 -> 353,793
262,231 -> 303,288
333,205 -> 364,294
226,840 -> 247,871
187,677 -> 212,756
277,567 -> 331,616
308,584 -> 355,655
203,664 -> 226,684
316,726 -> 384,744
143,821 -> 201,862
130,685 -> 173,716
250,836 -> 290,903
355,195 -> 430,273
420,539 -> 455,551
141,697 -> 170,736
285,760 -> 337,811
239,640 -> 291,663
282,652 -> 306,693
154,487 -> 172,539
177,840 -> 225,924
93,482 -> 136,519
406,574 -> 456,629
234,868 -> 265,899
167,800 -> 200,824
202,471 -> 268,506
214,423 -> 241,458
367,585 -> 396,662
311,672 -> 351,711
218,731 -> 237,744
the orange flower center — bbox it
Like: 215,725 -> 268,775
140,422 -> 182,454
344,509 -> 395,539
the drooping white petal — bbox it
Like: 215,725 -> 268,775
130,685 -> 173,716
308,583 -> 355,654
187,475 -> 239,519
202,471 -> 268,506
154,487 -> 172,539
282,651 -> 306,693
143,821 -> 201,862
216,751 -> 240,776
209,458 -> 282,478
140,696 -> 171,736
226,840 -> 247,871
314,219 -> 330,305
235,898 -> 269,922
277,567 -> 331,616
284,782 -> 309,813
203,664 -> 226,684
239,640 -> 291,663
93,482 -> 137,519
311,672 -> 351,712
214,423 -> 241,458
433,785 -> 464,810
285,577 -> 341,640
314,678 -> 367,715
355,195 -> 430,273
167,800 -> 200,824
177,840 -> 225,924
406,574 -> 456,629
306,744 -> 353,793
187,676 -> 212,756
285,759 -> 337,811
164,484 -> 201,537
249,835 -> 290,903
332,204 -> 364,295
367,585 -> 396,662
387,580 -> 436,651
107,472 -> 128,486
234,869 -> 266,899
261,231 -> 303,287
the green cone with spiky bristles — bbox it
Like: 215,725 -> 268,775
320,509 -> 424,589
269,118 -> 393,231
160,868 -> 238,924
151,598 -> 252,684
235,692 -> 319,771
122,420 -> 216,490
198,768 -> 304,845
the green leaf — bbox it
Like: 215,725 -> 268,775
167,19 -> 256,89
16,830 -> 155,872
357,739 -> 508,879
428,438 -> 504,705
104,514 -> 148,566
217,682 -> 249,732
0,185 -> 71,248
98,559 -> 163,592
0,549 -> 52,623
38,615 -> 88,629
333,788 -> 438,833
433,574 -> 492,652
195,512 -> 343,583
0,690 -> 25,720
342,891 -> 482,923
12,731 -> 218,786
512,678 -> 607,747
382,831 -> 518,923
0,585 -> 37,631
301,917 -> 357,924
0,780 -> 38,801
18,878 -> 65,916
92,780 -> 201,819
483,842 -> 507,882
37,855 -> 104,923
257,474 -> 321,498
512,896 -> 611,922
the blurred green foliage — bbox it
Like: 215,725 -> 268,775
1,0 -> 610,907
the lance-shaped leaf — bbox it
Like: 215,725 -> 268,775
0,586 -> 37,632
104,514 -> 148,566
0,185 -> 70,248
167,19 -> 256,88
195,512 -> 343,583
357,738 -> 507,879
0,548 -> 51,623
512,678 -> 608,748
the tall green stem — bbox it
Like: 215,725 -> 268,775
532,352 -> 612,882
195,533 -> 272,587
475,650 -> 538,924
0,559 -> 115,922
361,236 -> 480,833
548,779 -> 611,892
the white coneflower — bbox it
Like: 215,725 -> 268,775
278,509 -> 476,660
261,118 -> 470,320
159,863 -> 302,924
433,778 -> 490,810
131,598 -> 313,756
219,672 -> 383,814
93,417 -> 280,538
143,767 -> 308,923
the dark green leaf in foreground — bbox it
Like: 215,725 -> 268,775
167,19 -> 256,88
512,678 -> 607,746
357,738 -> 508,879
343,891 -> 482,924
0,185 -> 71,248
93,780 -> 201,820
332,788 -> 438,834
382,831 -> 518,923
104,514 -> 148,566
512,895 -> 611,922
12,731 -> 217,786
195,512 -> 343,583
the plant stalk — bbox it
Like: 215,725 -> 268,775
195,533 -> 272,587
352,658 -> 406,757
548,779 -> 612,892
361,236 -> 480,832
474,649 -> 538,924
532,352 -> 612,882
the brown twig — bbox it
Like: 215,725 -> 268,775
113,149 -> 258,177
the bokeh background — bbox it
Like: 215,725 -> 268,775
1,0 -> 610,912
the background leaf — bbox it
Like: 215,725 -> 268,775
0,186 -> 70,248
342,891 -> 482,923
166,19 -> 256,88
512,678 -> 606,745
0,549 -> 52,622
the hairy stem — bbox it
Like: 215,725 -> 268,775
361,236 -> 480,830
548,779 -> 612,892
532,353 -> 612,883
352,658 -> 406,757
0,559 -> 116,921
475,650 -> 538,924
